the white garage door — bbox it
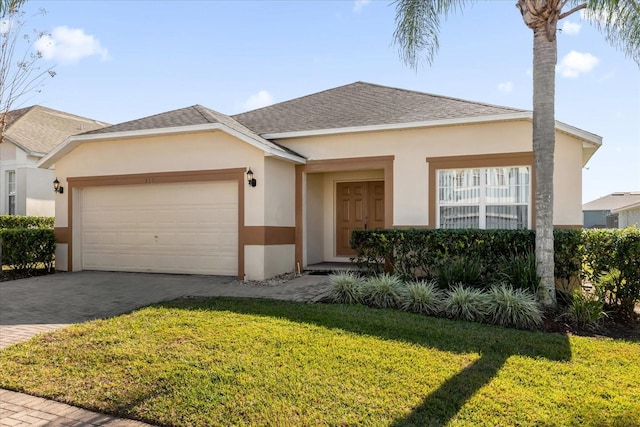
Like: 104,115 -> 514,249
81,181 -> 238,276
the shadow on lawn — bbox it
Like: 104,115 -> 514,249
160,297 -> 572,427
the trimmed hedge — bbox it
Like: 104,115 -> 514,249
0,228 -> 55,271
582,227 -> 640,312
0,215 -> 54,229
351,228 -> 582,285
1,215 -> 56,273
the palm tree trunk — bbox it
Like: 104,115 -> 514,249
532,26 -> 557,307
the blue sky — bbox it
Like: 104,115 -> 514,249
15,0 -> 640,203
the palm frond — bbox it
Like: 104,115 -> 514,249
580,0 -> 640,66
392,0 -> 473,68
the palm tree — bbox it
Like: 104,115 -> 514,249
393,0 -> 639,307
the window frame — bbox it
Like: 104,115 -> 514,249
7,170 -> 16,215
437,166 -> 531,229
426,152 -> 535,229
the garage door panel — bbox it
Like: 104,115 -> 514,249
81,181 -> 238,276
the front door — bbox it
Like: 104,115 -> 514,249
336,181 -> 385,256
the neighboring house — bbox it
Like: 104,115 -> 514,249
612,200 -> 640,229
582,192 -> 640,228
0,106 -> 108,216
39,82 -> 602,280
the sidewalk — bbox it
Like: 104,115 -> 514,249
1,272 -> 332,426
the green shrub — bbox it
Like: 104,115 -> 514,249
492,251 -> 540,294
362,274 -> 402,309
435,256 -> 483,289
0,215 -> 54,229
397,280 -> 443,315
443,285 -> 488,322
0,228 -> 55,271
566,290 -> 606,327
328,272 -> 364,304
485,284 -> 542,329
351,228 -> 579,286
583,228 -> 640,314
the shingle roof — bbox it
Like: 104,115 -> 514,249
84,105 -> 303,159
85,105 -> 214,135
2,106 -> 108,155
232,81 -> 526,135
582,192 -> 640,211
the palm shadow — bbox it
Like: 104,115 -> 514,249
157,297 -> 572,427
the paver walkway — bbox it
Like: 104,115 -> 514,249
0,271 -> 332,426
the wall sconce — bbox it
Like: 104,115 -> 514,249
53,178 -> 64,194
247,168 -> 257,187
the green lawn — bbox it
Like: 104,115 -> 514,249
1,298 -> 639,427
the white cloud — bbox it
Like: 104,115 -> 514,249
35,26 -> 109,65
353,0 -> 370,13
561,20 -> 581,35
243,90 -> 274,110
556,51 -> 599,78
497,81 -> 514,93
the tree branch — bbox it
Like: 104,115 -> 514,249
559,3 -> 587,20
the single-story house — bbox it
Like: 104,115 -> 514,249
39,82 -> 602,280
582,192 -> 640,228
1,106 -> 107,216
612,200 -> 640,228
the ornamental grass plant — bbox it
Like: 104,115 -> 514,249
443,285 -> 489,322
328,271 -> 364,304
362,273 -> 402,309
485,284 -> 543,330
397,279 -> 443,315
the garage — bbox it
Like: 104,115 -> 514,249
80,181 -> 238,276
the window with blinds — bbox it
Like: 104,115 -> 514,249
437,166 -> 530,229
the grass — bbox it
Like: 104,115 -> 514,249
0,297 -> 639,426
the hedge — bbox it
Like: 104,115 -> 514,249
582,227 -> 640,312
1,215 -> 56,273
0,215 -> 54,229
351,228 -> 582,284
0,228 -> 55,272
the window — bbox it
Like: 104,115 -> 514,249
7,170 -> 16,215
437,166 -> 530,229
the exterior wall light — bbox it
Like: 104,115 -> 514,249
53,178 -> 64,194
247,168 -> 256,187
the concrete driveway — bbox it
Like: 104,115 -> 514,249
0,271 -> 331,348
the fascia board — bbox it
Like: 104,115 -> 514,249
38,123 -> 306,169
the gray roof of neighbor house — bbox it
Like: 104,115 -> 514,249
2,105 -> 108,156
83,104 -> 303,159
232,81 -> 526,135
582,192 -> 640,211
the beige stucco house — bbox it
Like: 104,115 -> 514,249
39,82 -> 602,280
1,106 -> 107,216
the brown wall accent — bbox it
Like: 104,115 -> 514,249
426,152 -> 536,229
244,226 -> 296,245
54,227 -> 69,244
65,168 -> 247,278
295,155 -> 394,269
